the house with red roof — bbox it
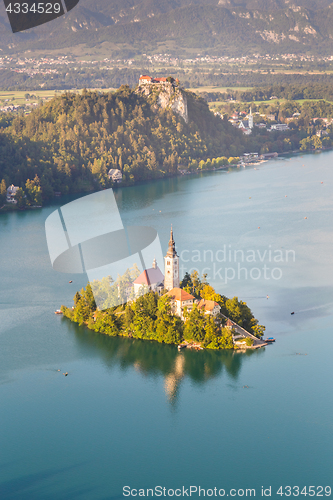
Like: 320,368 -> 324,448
197,299 -> 221,317
166,287 -> 195,320
139,75 -> 153,84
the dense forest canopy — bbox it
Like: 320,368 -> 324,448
1,83 -> 333,208
0,85 -> 245,203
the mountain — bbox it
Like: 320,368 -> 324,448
1,0 -> 333,56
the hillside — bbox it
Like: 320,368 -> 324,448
1,0 -> 333,57
0,85 -> 245,202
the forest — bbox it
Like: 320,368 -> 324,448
0,85 -> 245,206
60,271 -> 265,350
2,83 -> 333,208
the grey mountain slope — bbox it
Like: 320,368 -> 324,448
0,0 -> 333,56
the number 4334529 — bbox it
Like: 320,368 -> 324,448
277,486 -> 331,496
5,3 -> 62,14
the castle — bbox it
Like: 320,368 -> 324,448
138,75 -> 179,86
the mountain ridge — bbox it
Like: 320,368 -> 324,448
1,0 -> 333,56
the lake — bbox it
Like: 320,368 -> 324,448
1,152 -> 333,499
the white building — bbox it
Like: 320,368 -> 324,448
6,184 -> 19,204
239,108 -> 253,135
166,287 -> 195,320
269,124 -> 289,131
248,107 -> 253,129
108,169 -> 123,183
197,299 -> 221,317
164,227 -> 180,291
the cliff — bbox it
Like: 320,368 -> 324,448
136,83 -> 189,124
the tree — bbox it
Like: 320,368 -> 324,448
184,306 -> 205,342
15,188 -> 26,209
74,291 -> 81,306
200,285 -> 225,306
0,179 -> 6,205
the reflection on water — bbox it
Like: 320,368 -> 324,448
64,317 -> 265,405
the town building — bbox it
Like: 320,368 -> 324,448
6,184 -> 19,204
166,287 -> 195,320
197,299 -> 221,317
238,107 -> 253,135
108,169 -> 122,183
269,123 -> 289,131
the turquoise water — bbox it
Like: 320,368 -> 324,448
1,153 -> 333,499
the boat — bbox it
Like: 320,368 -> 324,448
178,344 -> 187,350
55,309 -> 63,315
291,311 -> 295,315
265,337 -> 275,343
69,280 -> 73,283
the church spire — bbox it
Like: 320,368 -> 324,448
164,225 -> 180,290
249,106 -> 253,129
167,225 -> 178,257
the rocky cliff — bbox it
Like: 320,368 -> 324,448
136,83 -> 189,124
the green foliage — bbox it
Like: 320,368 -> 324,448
61,274 -> 264,348
0,87 -> 247,203
204,327 -> 234,350
25,175 -> 42,206
0,178 -> 6,205
184,305 -> 205,342
15,187 -> 26,208
222,296 -> 264,338
180,270 -> 208,298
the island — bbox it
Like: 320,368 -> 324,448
60,228 -> 267,351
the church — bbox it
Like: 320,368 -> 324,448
132,227 -> 198,320
133,226 -> 180,294
132,227 -> 220,321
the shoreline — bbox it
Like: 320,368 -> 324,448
2,146 -> 331,215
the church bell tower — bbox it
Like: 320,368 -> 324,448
249,107 -> 253,129
164,226 -> 179,291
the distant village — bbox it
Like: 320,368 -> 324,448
223,107 -> 290,135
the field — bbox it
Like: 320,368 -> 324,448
0,88 -> 117,106
189,86 -> 252,93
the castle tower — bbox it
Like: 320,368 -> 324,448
164,226 -> 179,291
248,107 -> 253,129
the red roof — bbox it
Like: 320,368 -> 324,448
139,75 -> 152,81
133,267 -> 164,286
197,299 -> 220,312
166,288 -> 195,302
